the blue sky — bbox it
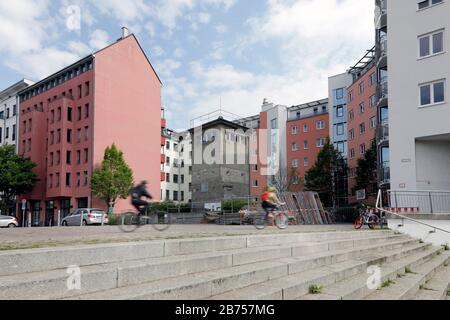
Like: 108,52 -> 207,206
0,0 -> 374,131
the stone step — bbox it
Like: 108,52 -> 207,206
365,251 -> 450,300
67,240 -> 427,300
413,254 -> 450,300
297,244 -> 441,300
0,235 -> 411,300
210,242 -> 431,300
0,230 -> 394,277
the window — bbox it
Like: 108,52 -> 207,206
12,125 -> 16,141
67,129 -> 72,143
76,173 -> 81,187
420,80 -> 445,106
304,157 -> 309,167
336,106 -> 344,117
359,82 -> 365,94
84,127 -> 89,141
57,129 -> 61,143
50,152 -> 54,166
56,151 -> 61,165
77,150 -> 81,165
349,129 -> 355,140
77,106 -> 82,121
173,174 -> 179,184
250,179 -> 259,188
5,127 -> 9,139
419,30 -> 444,58
56,173 -> 60,187
85,104 -> 89,118
66,173 -> 71,187
304,140 -> 309,149
369,73 -> 376,86
252,164 -> 258,172
349,110 -> 354,121
271,118 -> 277,129
359,123 -> 366,134
166,173 -> 170,182
359,103 -> 365,113
85,82 -> 90,96
336,88 -> 344,100
51,110 -> 55,123
337,142 -> 345,154
166,156 -> 170,166
418,0 -> 443,10
291,126 -> 298,135
303,124 -> 309,132
201,182 -> 209,192
316,121 -> 325,130
6,108 -> 10,119
57,107 -> 61,121
292,159 -> 299,168
78,85 -> 82,99
84,171 -> 88,186
77,129 -> 81,143
181,191 -> 185,202
292,176 -> 299,185
370,95 -> 377,107
350,148 -> 355,159
28,119 -> 32,132
84,148 -> 88,163
370,117 -> 377,128
181,175 -> 185,184
337,124 -> 344,136
67,107 -> 72,121
13,105 -> 17,116
166,141 -> 170,150
291,142 -> 298,151
360,143 -> 366,155
66,151 -> 72,165
316,138 -> 325,148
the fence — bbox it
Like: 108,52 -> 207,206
387,190 -> 450,214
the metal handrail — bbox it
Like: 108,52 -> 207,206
376,190 -> 450,234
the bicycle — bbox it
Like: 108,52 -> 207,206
253,204 -> 289,230
118,205 -> 171,233
354,207 -> 380,230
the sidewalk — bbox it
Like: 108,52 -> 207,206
0,224 -> 355,251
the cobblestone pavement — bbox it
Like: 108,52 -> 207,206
0,224 -> 357,251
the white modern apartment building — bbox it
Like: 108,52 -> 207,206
0,80 -> 34,149
161,129 -> 192,203
389,0 -> 450,192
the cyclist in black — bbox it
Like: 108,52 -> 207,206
130,181 -> 153,215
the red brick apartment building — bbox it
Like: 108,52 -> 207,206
286,99 -> 329,192
347,61 -> 377,204
18,30 -> 164,226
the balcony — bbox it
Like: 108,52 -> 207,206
160,172 -> 165,182
161,136 -> 166,147
161,118 -> 167,129
377,38 -> 387,69
377,78 -> 388,107
160,154 -> 165,164
375,0 -> 387,29
377,123 -> 389,145
378,161 -> 390,186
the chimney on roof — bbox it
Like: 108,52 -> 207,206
122,27 -> 130,38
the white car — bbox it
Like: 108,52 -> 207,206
61,209 -> 108,226
0,215 -> 19,228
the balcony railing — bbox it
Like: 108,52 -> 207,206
387,190 -> 450,214
377,123 -> 389,143
377,78 -> 388,102
375,0 -> 387,29
379,161 -> 390,185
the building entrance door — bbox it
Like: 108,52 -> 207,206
45,201 -> 55,226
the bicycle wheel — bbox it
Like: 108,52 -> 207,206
149,209 -> 171,232
275,213 -> 288,230
118,212 -> 141,233
368,215 -> 379,230
253,212 -> 267,230
354,216 -> 363,230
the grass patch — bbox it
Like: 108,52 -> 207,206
309,285 -> 324,294
447,289 -> 450,297
378,279 -> 395,289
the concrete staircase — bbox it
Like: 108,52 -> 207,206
0,230 -> 448,300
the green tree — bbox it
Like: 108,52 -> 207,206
0,145 -> 38,214
90,144 -> 134,209
355,138 -> 377,198
304,138 -> 347,207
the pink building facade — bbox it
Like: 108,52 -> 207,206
18,34 -> 162,226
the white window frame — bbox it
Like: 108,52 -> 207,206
316,121 -> 325,130
417,0 -> 444,11
304,157 -> 309,167
419,79 -> 446,107
303,140 -> 309,150
303,124 -> 309,133
316,138 -> 325,148
291,142 -> 298,151
292,159 -> 299,168
418,29 -> 445,59
336,123 -> 344,136
291,126 -> 298,135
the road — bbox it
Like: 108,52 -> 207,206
0,224 -> 355,251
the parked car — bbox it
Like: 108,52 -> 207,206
61,209 -> 108,226
0,215 -> 19,228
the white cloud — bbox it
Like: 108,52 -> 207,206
152,45 -> 165,57
90,0 -> 150,22
155,59 -> 182,79
173,48 -> 186,59
215,24 -> 228,34
89,29 -> 110,50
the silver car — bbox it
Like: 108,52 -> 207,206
61,209 -> 108,226
0,215 -> 19,228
